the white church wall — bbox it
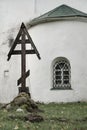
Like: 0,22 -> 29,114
0,44 -> 20,103
0,19 -> 87,103
28,20 -> 87,102
0,0 -> 87,103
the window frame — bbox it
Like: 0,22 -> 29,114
51,57 -> 71,90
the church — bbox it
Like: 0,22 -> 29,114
27,4 -> 87,102
0,1 -> 87,103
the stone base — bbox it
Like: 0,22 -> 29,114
18,87 -> 31,97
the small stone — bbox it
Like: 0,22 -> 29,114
6,104 -> 11,110
16,108 -> 24,112
13,96 -> 28,106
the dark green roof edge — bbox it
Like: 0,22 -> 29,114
28,4 -> 87,28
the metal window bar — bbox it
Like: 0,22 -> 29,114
53,60 -> 71,89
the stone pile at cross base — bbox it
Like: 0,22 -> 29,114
0,92 -> 44,123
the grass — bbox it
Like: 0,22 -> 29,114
0,102 -> 87,130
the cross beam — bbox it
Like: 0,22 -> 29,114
7,22 -> 41,95
17,70 -> 30,86
11,50 -> 36,55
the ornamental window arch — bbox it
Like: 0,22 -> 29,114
52,57 -> 71,89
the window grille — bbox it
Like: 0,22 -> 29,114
52,57 -> 71,89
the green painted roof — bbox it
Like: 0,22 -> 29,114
28,4 -> 87,27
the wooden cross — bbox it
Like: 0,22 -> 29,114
7,22 -> 41,95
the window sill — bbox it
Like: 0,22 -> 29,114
51,87 -> 72,90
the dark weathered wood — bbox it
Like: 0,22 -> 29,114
12,50 -> 36,55
17,39 -> 31,44
7,22 -> 41,94
7,23 -> 41,60
17,70 -> 30,86
21,31 -> 26,88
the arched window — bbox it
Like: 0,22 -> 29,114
52,57 -> 71,89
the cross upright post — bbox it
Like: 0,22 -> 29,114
21,25 -> 26,89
